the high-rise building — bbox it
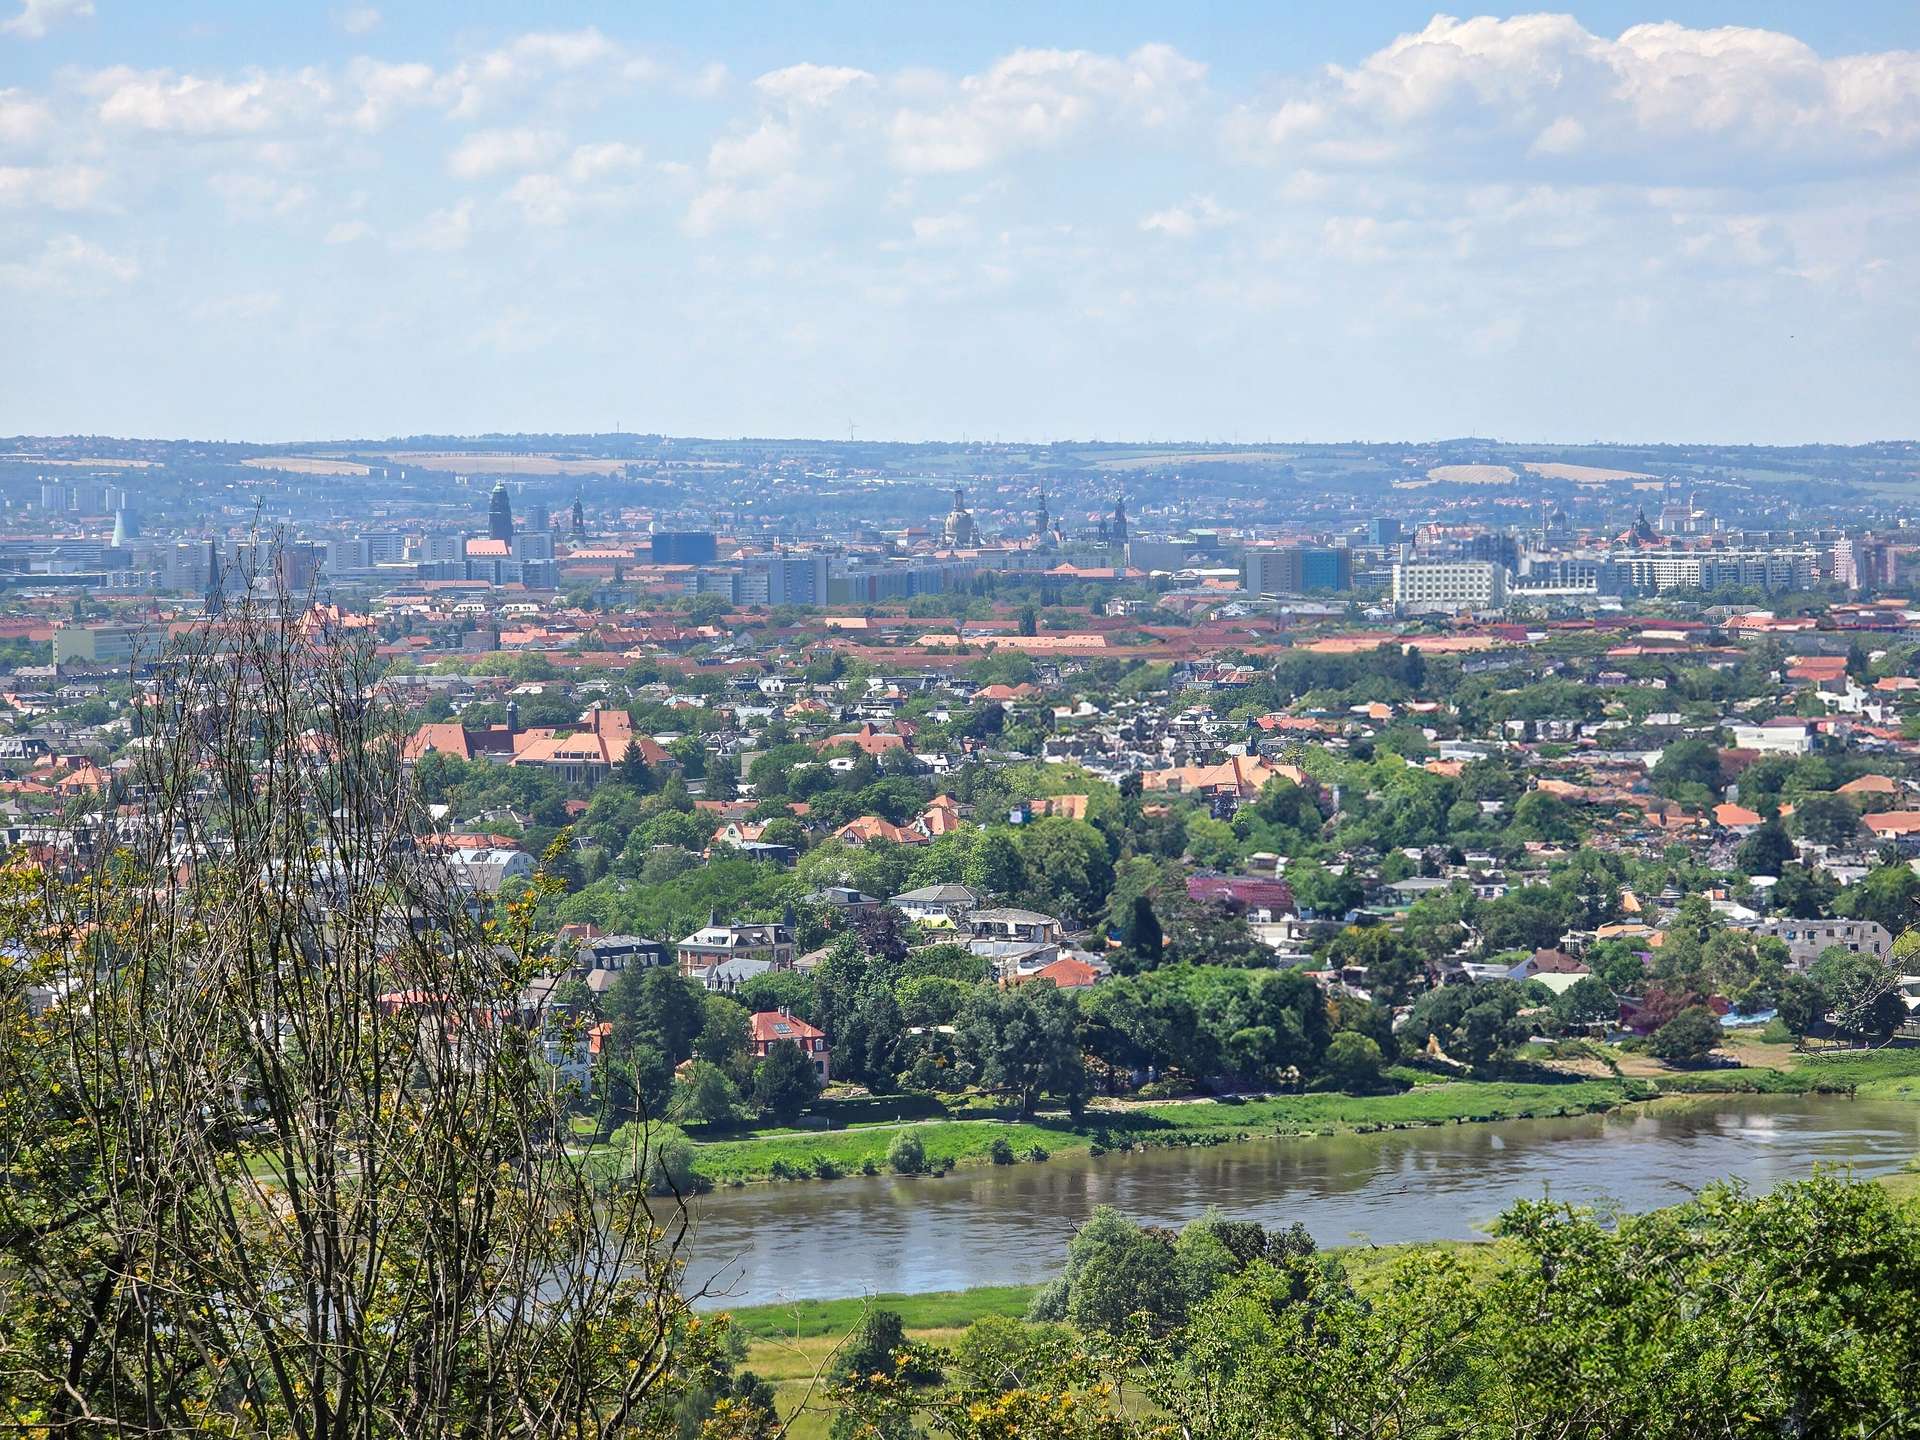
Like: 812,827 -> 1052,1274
487,481 -> 514,544
526,501 -> 550,534
1367,517 -> 1402,548
1833,537 -> 1861,591
1242,547 -> 1354,596
1391,560 -> 1507,612
651,532 -> 717,566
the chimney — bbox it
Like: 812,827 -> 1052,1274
779,1004 -> 791,1019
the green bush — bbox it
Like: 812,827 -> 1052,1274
989,1136 -> 1016,1165
887,1129 -> 927,1174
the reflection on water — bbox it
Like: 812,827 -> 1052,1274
684,1095 -> 1920,1308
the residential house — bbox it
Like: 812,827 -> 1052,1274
890,883 -> 984,922
749,1008 -> 831,1081
676,918 -> 795,978
1748,917 -> 1893,969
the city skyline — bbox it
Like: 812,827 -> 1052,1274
5,3 -> 1920,444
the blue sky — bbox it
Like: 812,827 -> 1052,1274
4,2 -> 1920,445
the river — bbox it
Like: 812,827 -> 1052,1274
681,1094 -> 1920,1308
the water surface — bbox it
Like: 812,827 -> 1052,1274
682,1095 -> 1919,1307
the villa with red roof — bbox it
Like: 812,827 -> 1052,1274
749,1009 -> 830,1081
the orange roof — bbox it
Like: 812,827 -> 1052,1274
1839,774 -> 1898,795
465,538 -> 510,558
1012,957 -> 1101,989
1863,811 -> 1920,836
749,1010 -> 826,1044
1712,803 -> 1763,828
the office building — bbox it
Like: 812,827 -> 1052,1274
1242,547 -> 1354,596
650,532 -> 718,566
1392,560 -> 1507,612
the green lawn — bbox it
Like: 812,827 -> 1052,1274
686,1078 -> 1633,1186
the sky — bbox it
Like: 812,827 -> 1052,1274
4,2 -> 1920,446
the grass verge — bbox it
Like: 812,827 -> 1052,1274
687,1078 -> 1632,1186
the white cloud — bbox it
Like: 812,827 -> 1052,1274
0,163 -> 103,209
340,58 -> 438,131
1232,15 -> 1920,183
1139,195 -> 1238,238
564,140 -> 644,182
888,44 -> 1206,173
88,65 -> 333,136
194,288 -> 283,322
0,233 -> 135,291
1,0 -> 91,40
396,198 -> 473,251
505,141 -> 650,222
909,212 -> 973,244
707,119 -> 802,181
753,63 -> 873,108
339,5 -> 380,36
323,218 -> 373,244
443,28 -> 622,118
208,171 -> 313,219
0,88 -> 52,145
447,126 -> 562,179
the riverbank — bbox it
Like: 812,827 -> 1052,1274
686,1077 -> 1638,1186
726,1235 -> 1510,1439
682,1038 -> 1919,1188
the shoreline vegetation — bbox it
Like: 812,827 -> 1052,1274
715,1049 -> 1920,1439
652,1040 -> 1920,1190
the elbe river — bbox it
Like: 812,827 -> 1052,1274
681,1094 -> 1919,1308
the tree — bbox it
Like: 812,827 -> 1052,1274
1778,971 -> 1830,1037
1835,862 -> 1920,937
1791,791 -> 1862,848
960,981 -> 1089,1118
1123,895 -> 1164,964
668,1059 -> 740,1125
1649,1004 -> 1723,1064
1735,818 -> 1795,877
607,964 -> 707,1065
1812,947 -> 1907,1045
1551,974 -> 1617,1029
0,601 -> 726,1436
1030,1207 -> 1188,1337
1324,925 -> 1423,1006
1016,817 -> 1114,921
618,737 -> 654,792
1772,862 -> 1838,920
753,1039 -> 819,1122
831,1309 -> 942,1389
1404,981 -> 1535,1067
1509,790 -> 1578,844
963,829 -> 1027,897
887,1129 -> 927,1174
1651,735 -> 1722,806
1285,858 -> 1363,919
1323,1031 -> 1385,1091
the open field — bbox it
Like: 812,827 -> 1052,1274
0,455 -> 157,467
1092,449 -> 1306,471
384,451 -> 632,474
1522,461 -> 1656,482
241,457 -> 372,475
1427,464 -> 1518,484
